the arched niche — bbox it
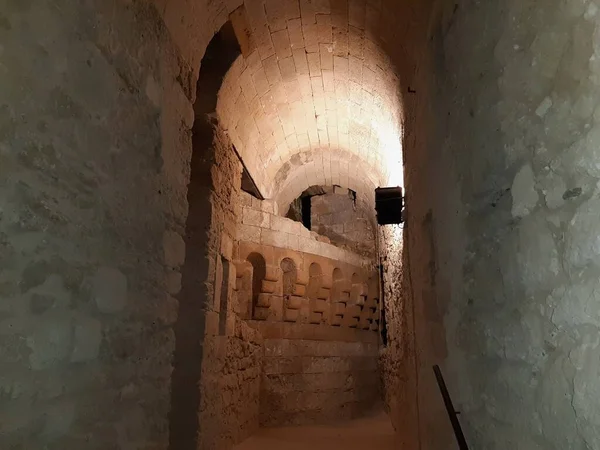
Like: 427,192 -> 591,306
247,252 -> 266,319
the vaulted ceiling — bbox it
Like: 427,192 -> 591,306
214,0 -> 406,207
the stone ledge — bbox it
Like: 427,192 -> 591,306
247,321 -> 379,343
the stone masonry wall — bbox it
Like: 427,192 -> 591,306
191,128 -> 265,450
237,191 -> 373,267
0,1 -> 263,449
261,338 -> 380,426
434,1 -> 600,447
310,186 -> 376,258
0,1 -> 179,448
394,0 -> 600,448
234,240 -> 382,427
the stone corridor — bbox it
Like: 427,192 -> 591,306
3,0 -> 600,449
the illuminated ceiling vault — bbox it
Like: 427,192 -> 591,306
215,0 -> 405,208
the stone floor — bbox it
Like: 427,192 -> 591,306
234,412 -> 397,450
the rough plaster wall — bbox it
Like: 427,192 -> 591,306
0,1 -> 262,449
260,339 -> 380,427
310,187 -> 376,258
0,1 -> 183,447
399,0 -> 600,448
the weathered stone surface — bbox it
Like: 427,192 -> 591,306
92,268 -> 128,314
163,230 -> 186,268
27,315 -> 72,370
511,164 -> 539,218
565,196 -> 600,269
382,0 -> 600,448
71,316 -> 102,362
571,334 -> 600,449
517,213 -> 560,293
11,0 -> 600,448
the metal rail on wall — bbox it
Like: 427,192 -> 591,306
433,365 -> 469,450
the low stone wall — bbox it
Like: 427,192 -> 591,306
237,192 -> 372,268
233,240 -> 382,428
311,186 -> 377,259
260,337 -> 380,426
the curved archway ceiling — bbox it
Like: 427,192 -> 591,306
216,0 -> 404,199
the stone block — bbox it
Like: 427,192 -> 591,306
265,0 -> 288,31
253,307 -> 271,321
331,315 -> 343,326
306,51 -> 321,77
287,233 -> 300,251
293,284 -> 306,296
346,317 -> 359,328
261,200 -> 276,214
288,18 -> 305,49
261,229 -> 289,248
261,280 -> 277,294
252,68 -> 271,97
243,207 -> 270,228
270,214 -> 293,232
309,312 -> 323,324
319,43 -> 333,71
345,305 -> 362,319
264,265 -> 279,282
284,309 -> 300,322
332,303 -> 346,316
238,224 -> 261,243
317,287 -> 330,300
312,299 -> 328,313
316,13 -> 332,42
287,296 -> 304,309
302,22 -> 319,53
272,29 -> 292,59
256,293 -> 272,307
263,54 -> 283,85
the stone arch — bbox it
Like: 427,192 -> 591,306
170,21 -> 242,450
212,0 -> 406,202
273,148 -> 379,216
